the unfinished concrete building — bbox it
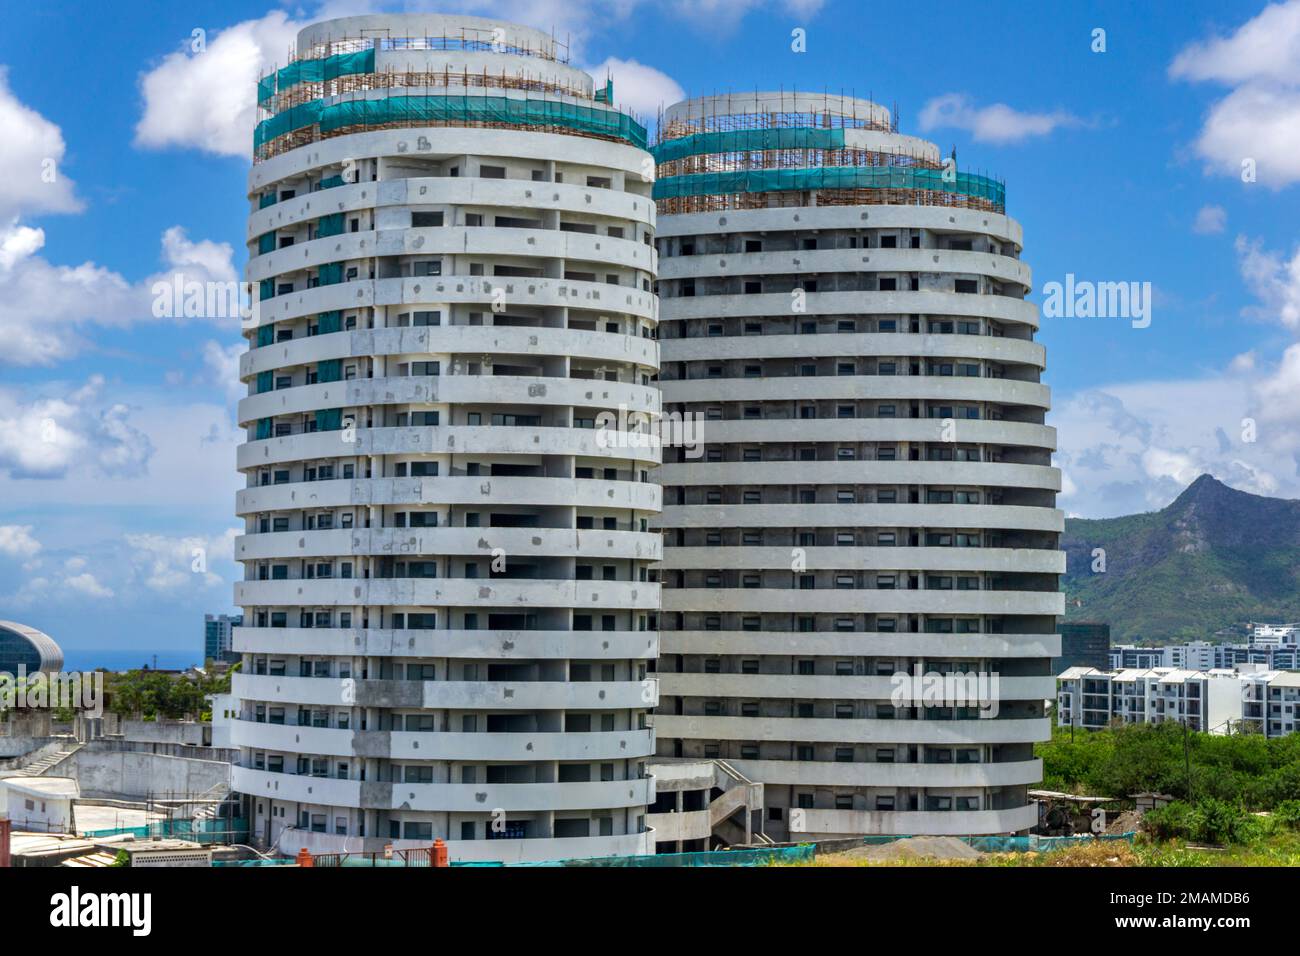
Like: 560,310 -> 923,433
650,92 -> 1062,840
233,13 -> 661,862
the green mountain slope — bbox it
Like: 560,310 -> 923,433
1061,474 -> 1300,642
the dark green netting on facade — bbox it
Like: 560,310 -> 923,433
255,94 -> 647,151
317,213 -> 344,238
654,165 -> 1005,208
317,311 -> 342,335
651,127 -> 848,163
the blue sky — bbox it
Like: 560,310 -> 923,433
2,0 -> 1299,659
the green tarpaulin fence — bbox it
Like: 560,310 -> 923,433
652,126 -> 848,163
256,94 -> 647,151
257,232 -> 276,255
654,165 -> 1005,207
317,310 -> 341,335
256,325 -> 274,347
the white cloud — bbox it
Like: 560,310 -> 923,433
64,572 -> 114,599
0,223 -> 238,366
918,93 -> 1083,145
135,11 -> 301,158
125,529 -> 239,592
0,525 -> 41,559
1169,1 -> 1300,86
203,339 -> 247,403
0,67 -> 81,221
1193,203 -> 1227,235
0,376 -> 154,480
1235,234 -> 1300,330
585,57 -> 684,118
1171,1 -> 1300,188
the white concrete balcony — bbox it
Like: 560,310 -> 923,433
653,714 -> 1051,745
241,325 -> 659,378
235,526 -> 662,562
236,375 -> 660,425
657,630 -> 1060,660
232,766 -> 653,812
233,672 -> 659,710
237,424 -> 661,469
684,418 -> 1055,452
658,459 -> 1059,492
662,375 -> 1051,409
657,546 -> 1064,574
660,587 -> 1064,617
235,475 -> 660,516
232,625 -> 659,660
234,577 -> 660,611
655,205 -> 1022,249
792,803 -> 1039,836
229,719 -> 654,761
660,294 -> 1039,331
659,673 -> 1057,701
252,126 -> 654,203
659,247 -> 1030,290
727,757 -> 1043,788
249,225 -> 655,282
659,502 -> 1063,533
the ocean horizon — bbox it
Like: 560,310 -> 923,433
58,649 -> 202,673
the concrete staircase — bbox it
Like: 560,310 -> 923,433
708,760 -> 767,846
15,742 -> 82,777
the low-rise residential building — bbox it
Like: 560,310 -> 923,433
1057,667 -> 1261,735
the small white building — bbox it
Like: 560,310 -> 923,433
1058,667 -> 1261,735
0,776 -> 79,833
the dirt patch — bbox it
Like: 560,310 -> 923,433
834,836 -> 985,863
1104,809 -> 1144,835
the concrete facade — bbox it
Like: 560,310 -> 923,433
651,92 -> 1062,839
233,13 -> 661,862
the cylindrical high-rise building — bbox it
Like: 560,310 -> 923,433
232,13 -> 661,863
650,92 -> 1062,840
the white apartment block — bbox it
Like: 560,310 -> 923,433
232,13 -> 662,863
651,92 -> 1062,840
1057,666 -> 1300,737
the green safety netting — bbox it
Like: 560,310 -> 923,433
258,191 -> 278,209
256,418 -> 272,440
255,99 -> 324,148
651,126 -> 847,164
256,370 -> 273,394
318,359 -> 342,383
258,48 -> 376,105
257,232 -> 276,255
318,262 -> 343,286
318,310 -> 342,334
257,325 -> 274,347
256,94 -> 647,151
317,213 -> 344,237
654,165 -> 1005,208
319,174 -> 345,190
259,278 -> 274,301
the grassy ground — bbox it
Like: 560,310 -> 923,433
803,833 -> 1300,867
